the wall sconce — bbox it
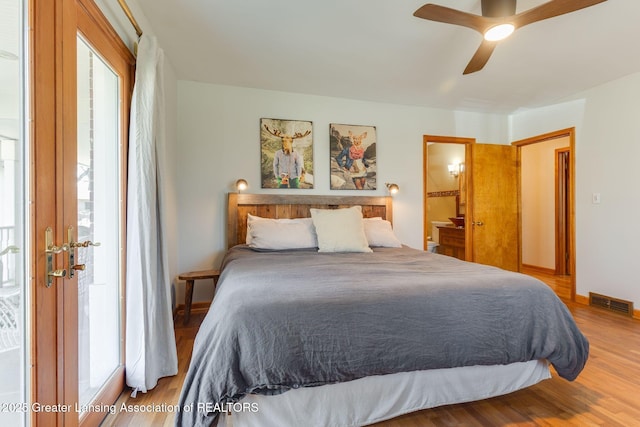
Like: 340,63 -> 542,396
385,183 -> 399,195
235,179 -> 248,193
448,163 -> 463,178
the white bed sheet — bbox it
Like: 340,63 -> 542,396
218,359 -> 551,427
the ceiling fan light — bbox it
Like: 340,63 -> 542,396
484,23 -> 515,41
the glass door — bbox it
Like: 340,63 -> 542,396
76,35 -> 122,412
0,0 -> 28,425
30,1 -> 132,425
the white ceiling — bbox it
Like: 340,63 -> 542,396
134,0 -> 640,114
49,1 -> 640,116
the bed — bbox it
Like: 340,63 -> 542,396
176,194 -> 589,427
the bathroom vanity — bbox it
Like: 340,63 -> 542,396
436,226 -> 465,260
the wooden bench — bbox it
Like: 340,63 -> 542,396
177,269 -> 220,325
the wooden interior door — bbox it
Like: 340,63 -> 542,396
466,144 -> 519,271
32,1 -> 133,425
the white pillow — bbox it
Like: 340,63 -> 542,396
364,218 -> 402,247
310,206 -> 372,253
246,213 -> 263,245
246,214 -> 318,250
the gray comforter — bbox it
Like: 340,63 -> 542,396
176,246 -> 589,427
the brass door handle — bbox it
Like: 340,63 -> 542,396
45,227 -> 67,287
45,244 -> 68,254
67,226 -> 97,279
70,240 -> 101,248
48,269 -> 67,278
472,221 -> 485,226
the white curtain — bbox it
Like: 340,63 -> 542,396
125,35 -> 178,394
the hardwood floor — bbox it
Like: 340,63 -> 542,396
521,265 -> 573,301
102,278 -> 640,427
101,310 -> 206,427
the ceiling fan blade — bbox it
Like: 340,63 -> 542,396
413,4 -> 490,34
513,0 -> 607,29
463,40 -> 498,75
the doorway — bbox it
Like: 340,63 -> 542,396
423,136 -> 520,272
513,128 -> 576,300
422,136 -> 473,254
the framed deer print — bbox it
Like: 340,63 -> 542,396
329,123 -> 377,190
260,118 -> 314,189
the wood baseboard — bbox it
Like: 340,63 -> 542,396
574,293 -> 589,306
521,264 -> 556,276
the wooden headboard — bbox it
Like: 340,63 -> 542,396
227,193 -> 393,249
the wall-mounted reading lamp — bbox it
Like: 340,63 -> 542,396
236,179 -> 248,193
448,163 -> 463,178
385,183 -> 399,195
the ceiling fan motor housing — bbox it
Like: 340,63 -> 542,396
482,0 -> 517,17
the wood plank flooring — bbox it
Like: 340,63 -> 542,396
102,274 -> 640,426
521,266 -> 572,301
101,310 -> 204,427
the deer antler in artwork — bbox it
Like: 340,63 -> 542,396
264,124 -> 310,142
263,125 -> 284,138
292,130 -> 311,139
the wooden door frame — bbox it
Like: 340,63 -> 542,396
31,1 -> 78,425
555,148 -> 570,276
31,0 -> 134,425
512,128 -> 576,301
422,135 -> 475,257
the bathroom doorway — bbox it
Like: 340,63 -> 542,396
513,128 -> 575,300
423,136 -> 520,272
422,136 -> 473,254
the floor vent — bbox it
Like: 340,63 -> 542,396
589,292 -> 633,317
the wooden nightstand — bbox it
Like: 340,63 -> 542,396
178,269 -> 220,325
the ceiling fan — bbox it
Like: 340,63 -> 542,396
413,0 -> 607,74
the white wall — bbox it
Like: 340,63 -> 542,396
162,57 -> 179,306
176,81 -> 510,302
88,0 -> 640,313
511,72 -> 640,308
180,72 -> 640,308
